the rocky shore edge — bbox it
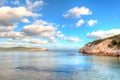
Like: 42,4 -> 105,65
79,34 -> 120,57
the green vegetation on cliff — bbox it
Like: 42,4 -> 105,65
108,39 -> 120,49
87,34 -> 120,48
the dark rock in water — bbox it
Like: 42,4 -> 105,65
16,66 -> 39,72
15,66 -> 72,73
68,53 -> 75,56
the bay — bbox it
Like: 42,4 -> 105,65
0,51 -> 120,80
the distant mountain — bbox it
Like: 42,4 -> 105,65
79,34 -> 120,57
0,47 -> 48,51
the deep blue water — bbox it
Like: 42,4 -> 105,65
0,51 -> 120,80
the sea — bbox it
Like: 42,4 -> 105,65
0,50 -> 120,80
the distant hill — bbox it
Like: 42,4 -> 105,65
0,47 -> 48,51
79,34 -> 120,57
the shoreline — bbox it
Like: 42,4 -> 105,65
79,49 -> 120,57
0,47 -> 48,51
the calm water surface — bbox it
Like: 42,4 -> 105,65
0,51 -> 120,80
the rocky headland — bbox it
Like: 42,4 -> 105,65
0,47 -> 48,51
79,34 -> 120,57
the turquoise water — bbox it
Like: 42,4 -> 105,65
0,51 -> 120,80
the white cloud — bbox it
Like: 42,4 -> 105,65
0,18 -> 82,46
66,37 -> 82,42
87,29 -> 120,39
0,31 -> 50,45
56,31 -> 65,38
0,31 -> 24,39
63,6 -> 92,18
40,31 -> 56,38
22,20 -> 57,38
21,18 -> 30,23
0,0 -> 83,47
87,19 -> 97,26
76,19 -> 84,27
0,41 -> 37,47
11,0 -> 20,5
56,31 -> 82,42
49,37 -> 57,42
0,6 -> 41,26
34,20 -> 48,25
26,0 -> 44,11
22,38 -> 48,44
0,26 -> 15,32
30,39 -> 48,44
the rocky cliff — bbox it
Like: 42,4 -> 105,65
79,34 -> 120,57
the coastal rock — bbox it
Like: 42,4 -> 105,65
79,34 -> 120,57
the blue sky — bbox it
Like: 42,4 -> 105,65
0,0 -> 120,49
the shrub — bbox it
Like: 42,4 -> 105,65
108,44 -> 112,48
111,40 -> 117,45
117,41 -> 120,49
92,39 -> 103,45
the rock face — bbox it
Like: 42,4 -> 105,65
79,34 -> 120,57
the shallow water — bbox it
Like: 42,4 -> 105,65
0,51 -> 120,80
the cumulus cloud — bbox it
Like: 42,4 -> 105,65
76,19 -> 84,27
66,37 -> 82,42
0,31 -> 50,45
87,29 -> 120,39
87,19 -> 97,26
63,6 -> 92,18
21,18 -> 30,23
0,6 -> 44,45
22,38 -> 48,44
49,37 -> 57,42
0,31 -> 24,39
19,20 -> 58,44
56,31 -> 82,42
0,18 -> 82,46
34,20 -> 48,25
0,26 -> 15,32
30,39 -> 48,44
0,6 -> 41,26
26,0 -> 44,11
22,20 -> 57,38
56,31 -> 65,38
0,1 -> 83,46
0,41 -> 37,47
